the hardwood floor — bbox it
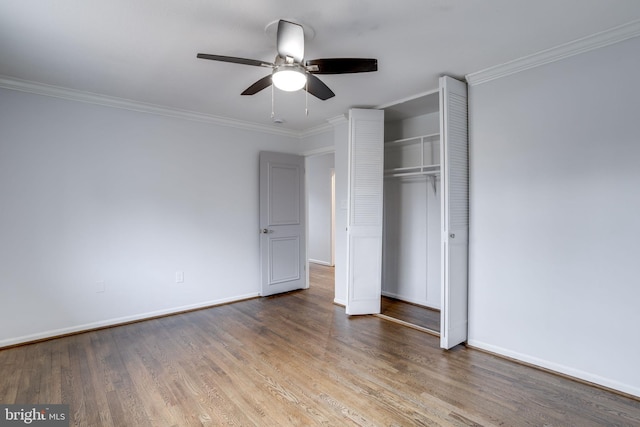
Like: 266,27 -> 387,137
1,263 -> 639,426
380,296 -> 440,332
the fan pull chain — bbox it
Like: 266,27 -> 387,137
305,77 -> 309,116
271,83 -> 275,118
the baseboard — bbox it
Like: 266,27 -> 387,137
309,259 -> 333,266
381,291 -> 439,311
375,314 -> 440,337
467,339 -> 640,399
0,292 -> 260,349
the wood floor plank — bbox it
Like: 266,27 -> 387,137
1,264 -> 639,426
381,296 -> 441,331
0,345 -> 23,403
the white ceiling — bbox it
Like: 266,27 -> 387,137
2,1 -> 640,133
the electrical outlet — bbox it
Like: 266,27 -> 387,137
96,281 -> 106,293
175,271 -> 184,283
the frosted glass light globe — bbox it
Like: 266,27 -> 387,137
272,68 -> 307,92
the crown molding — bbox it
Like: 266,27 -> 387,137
327,114 -> 348,125
299,121 -> 334,138
466,19 -> 640,86
301,146 -> 335,157
0,76 -> 302,138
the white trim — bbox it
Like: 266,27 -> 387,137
0,292 -> 259,348
309,259 -> 333,266
301,146 -> 335,157
467,339 -> 640,398
381,291 -> 439,311
327,114 -> 348,125
299,122 -> 334,138
376,87 -> 440,110
0,76 -> 300,138
375,314 -> 439,337
466,19 -> 640,86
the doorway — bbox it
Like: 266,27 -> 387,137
378,92 -> 442,335
307,152 -> 336,266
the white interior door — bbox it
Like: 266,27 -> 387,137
259,151 -> 306,296
346,108 -> 385,315
439,76 -> 469,349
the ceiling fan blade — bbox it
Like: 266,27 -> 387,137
305,58 -> 378,74
277,20 -> 304,62
305,74 -> 335,100
197,54 -> 273,68
241,75 -> 272,95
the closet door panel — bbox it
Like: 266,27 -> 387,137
440,76 -> 469,349
346,108 -> 384,315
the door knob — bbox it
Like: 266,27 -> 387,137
449,233 -> 455,238
261,228 -> 272,234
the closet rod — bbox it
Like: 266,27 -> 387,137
384,132 -> 440,145
385,171 -> 440,178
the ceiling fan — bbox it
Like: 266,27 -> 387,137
197,19 -> 377,100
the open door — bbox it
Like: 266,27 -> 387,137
439,76 -> 469,349
345,109 -> 385,315
259,151 -> 306,296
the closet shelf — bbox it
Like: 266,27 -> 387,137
384,133 -> 441,178
384,165 -> 440,178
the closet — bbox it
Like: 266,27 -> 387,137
382,96 -> 441,323
345,76 -> 469,349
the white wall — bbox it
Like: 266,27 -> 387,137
468,36 -> 640,396
307,152 -> 335,265
299,128 -> 334,155
384,112 -> 439,142
0,88 -> 299,346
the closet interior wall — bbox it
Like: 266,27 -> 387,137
382,109 -> 441,310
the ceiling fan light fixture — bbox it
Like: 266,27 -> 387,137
197,19 -> 377,101
272,65 -> 307,92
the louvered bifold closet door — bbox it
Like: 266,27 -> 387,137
439,76 -> 470,349
346,108 -> 384,315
